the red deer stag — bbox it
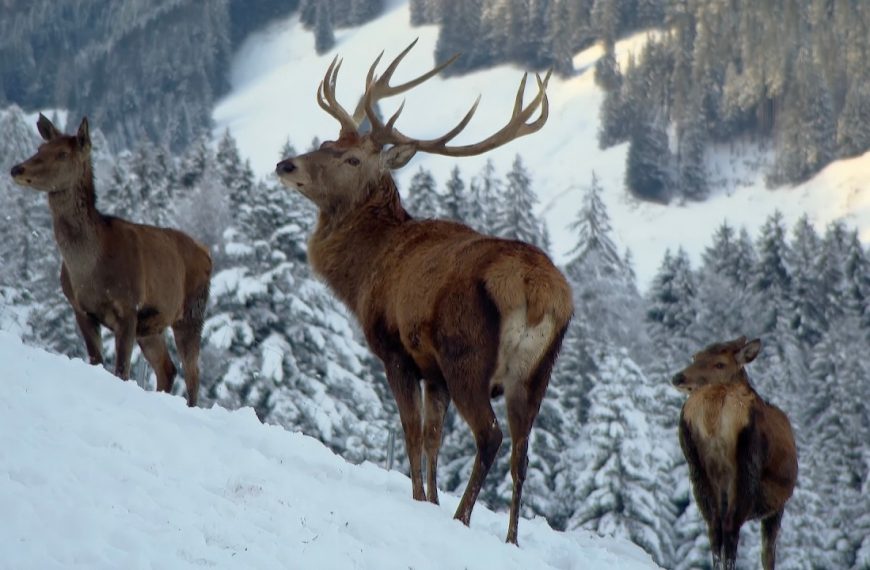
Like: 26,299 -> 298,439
275,41 -> 573,544
672,337 -> 797,570
10,115 -> 212,407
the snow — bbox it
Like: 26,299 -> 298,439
213,2 -> 870,290
0,331 -> 660,569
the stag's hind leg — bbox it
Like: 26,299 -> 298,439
422,378 -> 450,505
138,334 -> 177,393
761,509 -> 783,570
503,344 -> 558,545
172,284 -> 208,407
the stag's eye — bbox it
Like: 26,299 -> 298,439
57,151 -> 69,160
345,157 -> 360,167
715,362 -> 726,370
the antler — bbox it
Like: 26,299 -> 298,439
317,56 -> 359,137
316,39 -> 460,137
315,39 -> 551,156
366,68 -> 551,157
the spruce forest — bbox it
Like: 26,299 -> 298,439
1,1 -> 869,569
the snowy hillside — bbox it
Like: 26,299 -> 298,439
0,332 -> 660,570
213,1 -> 870,289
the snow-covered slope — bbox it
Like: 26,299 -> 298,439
213,1 -> 870,289
0,332 -> 659,570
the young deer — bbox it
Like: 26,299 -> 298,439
672,337 -> 797,570
276,41 -> 573,544
10,115 -> 212,407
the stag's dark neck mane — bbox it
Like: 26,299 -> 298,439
47,159 -> 105,261
308,174 -> 411,312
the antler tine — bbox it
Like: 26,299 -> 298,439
316,55 -> 359,136
352,39 -> 460,123
370,69 -> 551,157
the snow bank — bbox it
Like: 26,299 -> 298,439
0,332 -> 660,569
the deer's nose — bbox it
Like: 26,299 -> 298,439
10,164 -> 24,177
277,160 -> 296,174
672,373 -> 686,387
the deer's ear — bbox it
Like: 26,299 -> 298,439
381,144 -> 417,170
736,338 -> 761,365
76,117 -> 91,150
37,113 -> 61,141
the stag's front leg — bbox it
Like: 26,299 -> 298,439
73,309 -> 103,366
113,315 -> 137,380
384,353 -> 426,501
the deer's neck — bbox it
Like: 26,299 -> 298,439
308,177 -> 410,313
47,164 -> 104,266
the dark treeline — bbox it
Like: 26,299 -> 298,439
1,103 -> 867,568
598,0 -> 870,201
0,0 -> 301,152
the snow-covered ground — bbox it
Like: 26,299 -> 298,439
213,1 -> 870,289
0,331 -> 660,570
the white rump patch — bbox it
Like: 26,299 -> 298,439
489,307 -> 556,397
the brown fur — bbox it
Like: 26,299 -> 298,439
673,337 -> 798,570
278,138 -> 573,545
10,115 -> 212,406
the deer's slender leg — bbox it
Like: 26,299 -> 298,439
113,316 -> 137,380
138,334 -> 176,393
74,309 -> 103,366
422,379 -> 450,505
384,352 -> 425,501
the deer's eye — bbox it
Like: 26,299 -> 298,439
345,157 -> 360,167
57,151 -> 69,160
715,362 -> 726,370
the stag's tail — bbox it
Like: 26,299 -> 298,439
483,254 -> 573,393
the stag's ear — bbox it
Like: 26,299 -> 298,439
736,338 -> 761,365
37,113 -> 61,141
381,144 -> 417,170
76,117 -> 91,150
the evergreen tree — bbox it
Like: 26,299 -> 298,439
787,216 -> 825,347
442,166 -> 467,223
837,79 -> 870,158
403,167 -> 440,219
565,172 -> 643,351
563,343 -> 672,566
625,111 -> 672,203
314,1 -> 335,55
491,155 -> 548,250
466,159 -> 501,234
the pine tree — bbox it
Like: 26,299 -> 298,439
403,167 -> 440,219
314,1 -> 335,55
565,172 -> 643,350
787,216 -> 825,347
625,111 -> 672,203
837,78 -> 870,157
491,155 -> 548,250
563,343 -> 672,566
466,159 -> 500,234
442,166 -> 467,223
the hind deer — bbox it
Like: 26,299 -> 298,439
10,115 -> 212,407
672,337 -> 798,570
275,41 -> 573,544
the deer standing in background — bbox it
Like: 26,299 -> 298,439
672,337 -> 797,570
276,41 -> 573,544
10,115 -> 212,407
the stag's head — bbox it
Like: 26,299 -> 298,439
671,336 -> 761,393
10,114 -> 91,193
276,40 -> 550,214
